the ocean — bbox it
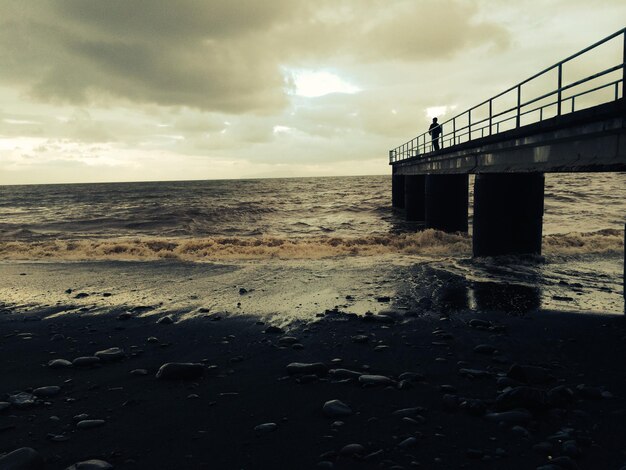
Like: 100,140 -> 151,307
0,173 -> 624,315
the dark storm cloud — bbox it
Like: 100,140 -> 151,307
0,1 -> 509,113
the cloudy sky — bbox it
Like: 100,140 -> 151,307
0,0 -> 624,184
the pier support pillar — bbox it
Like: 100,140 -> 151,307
392,174 -> 405,209
425,174 -> 469,233
404,175 -> 426,221
473,173 -> 544,257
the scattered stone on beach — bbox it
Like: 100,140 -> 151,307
50,333 -> 65,342
65,459 -> 113,470
393,407 -> 426,418
373,345 -> 389,352
340,444 -> 365,456
495,386 -> 548,411
72,356 -> 101,367
48,359 -> 73,369
76,419 -> 106,429
254,423 -> 278,434
0,447 -> 43,470
485,410 -> 532,424
278,336 -> 299,345
358,374 -> 394,386
157,315 -> 174,325
532,442 -> 554,454
74,293 -> 89,299
130,369 -> 148,376
442,394 -> 460,411
146,336 -> 159,343
239,287 -> 248,295
576,384 -> 604,399
286,362 -> 328,375
351,335 -> 369,343
507,364 -> 555,385
33,386 -> 61,397
9,392 -> 36,408
0,402 -> 10,412
459,368 -> 492,379
94,347 -> 125,362
328,369 -> 361,380
473,344 -> 497,355
117,312 -> 132,321
468,319 -> 492,329
398,437 -> 417,448
156,362 -> 204,380
47,433 -> 69,442
264,326 -> 284,334
323,400 -> 352,417
460,398 -> 487,416
547,385 -> 575,407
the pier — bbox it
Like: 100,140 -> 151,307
390,28 -> 626,257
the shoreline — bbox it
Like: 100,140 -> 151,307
1,259 -> 625,469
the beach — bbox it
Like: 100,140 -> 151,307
1,175 -> 625,469
1,255 -> 625,469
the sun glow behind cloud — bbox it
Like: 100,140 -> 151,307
288,70 -> 361,98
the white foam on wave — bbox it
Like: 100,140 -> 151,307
0,228 -> 621,261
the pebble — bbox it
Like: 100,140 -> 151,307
473,344 -> 497,355
468,319 -> 492,329
358,374 -> 394,386
398,437 -> 417,448
72,356 -> 101,367
323,399 -> 353,417
317,461 -> 334,468
156,362 -> 204,380
9,392 -> 36,408
575,384 -> 603,399
398,372 -> 425,382
146,336 -> 159,343
495,386 -> 548,411
33,386 -> 61,397
459,368 -> 492,379
329,369 -> 361,379
65,460 -> 113,469
76,419 -> 106,429
50,333 -> 65,342
507,364 -> 554,385
278,336 -> 299,345
351,335 -> 369,343
48,359 -> 73,369
254,423 -> 278,434
157,315 -> 174,325
393,407 -> 426,418
265,326 -> 284,334
485,410 -> 532,424
562,440 -> 580,457
94,347 -> 125,361
0,402 -> 10,411
340,443 -> 365,456
286,362 -> 328,375
373,345 -> 389,352
130,369 -> 148,376
0,447 -> 43,469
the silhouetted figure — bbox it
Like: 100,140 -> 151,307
428,117 -> 442,151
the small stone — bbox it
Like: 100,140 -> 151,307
0,447 -> 43,470
286,362 -> 328,375
398,437 -> 417,448
358,374 -> 394,386
373,345 -> 389,352
392,407 -> 426,418
33,386 -> 61,397
146,336 -> 159,343
254,423 -> 278,434
74,292 -> 89,299
510,425 -> 530,438
157,315 -> 174,325
329,369 -> 361,379
94,347 -> 125,362
507,364 -> 554,385
48,359 -> 73,369
65,460 -> 113,470
156,362 -> 204,380
375,296 -> 391,302
495,386 -> 548,411
473,344 -> 497,355
576,384 -> 603,399
398,372 -> 425,382
50,333 -> 65,342
459,368 -> 492,379
0,402 -> 10,411
265,325 -> 284,334
72,356 -> 101,367
485,410 -> 532,424
340,443 -> 365,456
9,392 -> 36,408
468,319 -> 492,329
323,400 -> 352,417
117,312 -> 132,321
562,440 -> 580,457
317,461 -> 334,468
278,336 -> 299,345
351,335 -> 369,343
130,369 -> 148,376
76,419 -> 106,429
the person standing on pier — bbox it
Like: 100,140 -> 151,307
428,117 -> 442,151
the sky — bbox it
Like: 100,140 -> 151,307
0,0 -> 624,185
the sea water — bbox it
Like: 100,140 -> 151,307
0,173 -> 624,314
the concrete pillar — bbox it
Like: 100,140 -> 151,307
425,174 -> 469,233
473,173 -> 544,257
392,174 -> 405,209
404,175 -> 426,221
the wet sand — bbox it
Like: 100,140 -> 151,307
1,260 -> 625,469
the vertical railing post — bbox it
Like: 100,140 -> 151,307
468,109 -> 472,141
557,63 -> 563,116
622,30 -> 626,99
452,117 -> 456,145
488,99 -> 493,135
516,85 -> 521,128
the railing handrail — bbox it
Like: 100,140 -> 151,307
390,27 -> 626,163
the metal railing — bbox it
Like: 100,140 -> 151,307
389,27 -> 626,163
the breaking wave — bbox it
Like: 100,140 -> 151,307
0,228 -> 621,261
